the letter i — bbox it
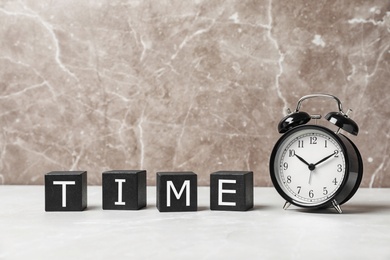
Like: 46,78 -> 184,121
115,179 -> 126,205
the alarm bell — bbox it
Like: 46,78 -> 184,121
277,94 -> 359,135
278,111 -> 311,133
325,111 -> 359,135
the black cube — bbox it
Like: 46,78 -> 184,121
102,170 -> 146,210
210,171 -> 253,211
45,171 -> 87,211
156,172 -> 197,212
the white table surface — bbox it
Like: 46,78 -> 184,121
1,186 -> 390,260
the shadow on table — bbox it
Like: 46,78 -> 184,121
144,204 -> 271,211
340,203 -> 390,214
84,205 -> 101,211
251,205 -> 273,211
294,203 -> 390,214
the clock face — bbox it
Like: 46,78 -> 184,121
271,126 -> 347,207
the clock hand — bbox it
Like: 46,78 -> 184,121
295,153 -> 315,171
314,151 -> 337,166
294,154 -> 310,166
308,170 -> 313,185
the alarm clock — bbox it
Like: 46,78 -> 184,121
269,94 -> 363,213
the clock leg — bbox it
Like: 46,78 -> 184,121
283,201 -> 291,210
331,199 -> 342,214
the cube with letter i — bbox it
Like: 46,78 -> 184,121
102,170 -> 146,210
156,172 -> 197,212
210,171 -> 253,211
45,171 -> 87,211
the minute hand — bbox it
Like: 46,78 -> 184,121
314,151 -> 337,166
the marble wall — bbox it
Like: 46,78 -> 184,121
0,0 -> 389,187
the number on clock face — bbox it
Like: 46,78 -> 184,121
275,128 -> 346,205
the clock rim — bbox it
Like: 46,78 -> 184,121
269,124 -> 352,209
335,133 -> 363,205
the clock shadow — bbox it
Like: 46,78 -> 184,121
294,208 -> 339,214
339,203 -> 390,214
294,203 -> 390,214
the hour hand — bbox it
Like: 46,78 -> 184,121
294,153 -> 310,166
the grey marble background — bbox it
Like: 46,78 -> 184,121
0,0 -> 389,187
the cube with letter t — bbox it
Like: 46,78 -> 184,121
210,171 -> 253,211
156,172 -> 197,212
102,170 -> 146,210
45,171 -> 87,211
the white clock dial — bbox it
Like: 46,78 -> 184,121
273,127 -> 346,206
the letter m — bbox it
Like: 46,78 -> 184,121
166,180 -> 190,207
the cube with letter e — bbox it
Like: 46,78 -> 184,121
210,171 -> 253,211
45,171 -> 87,211
156,172 -> 197,212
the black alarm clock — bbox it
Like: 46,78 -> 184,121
269,94 -> 363,213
